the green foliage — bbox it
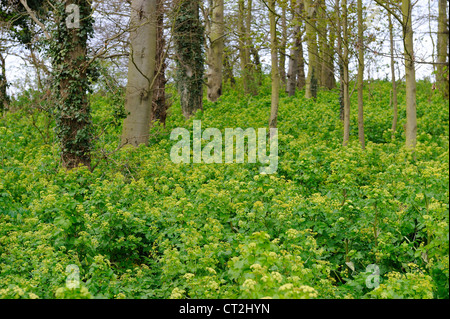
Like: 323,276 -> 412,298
0,80 -> 448,299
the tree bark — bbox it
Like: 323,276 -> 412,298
173,0 -> 204,119
121,0 -> 158,146
279,5 -> 287,87
151,0 -> 168,126
437,0 -> 449,98
207,0 -> 224,102
268,0 -> 279,130
287,0 -> 302,96
336,0 -> 345,121
0,52 -> 8,113
402,0 -> 417,149
342,0 -> 350,146
305,0 -> 318,99
389,11 -> 398,136
54,0 -> 93,168
357,0 -> 365,149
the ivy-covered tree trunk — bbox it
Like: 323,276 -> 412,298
121,0 -> 158,147
0,52 -> 9,113
174,0 -> 204,119
52,0 -> 94,169
152,0 -> 168,126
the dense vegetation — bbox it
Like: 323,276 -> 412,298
0,79 -> 448,299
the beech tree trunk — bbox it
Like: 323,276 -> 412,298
268,0 -> 279,130
121,0 -> 158,146
207,0 -> 224,102
402,0 -> 417,149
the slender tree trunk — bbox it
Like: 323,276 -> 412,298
357,0 -> 365,149
342,0 -> 350,146
238,0 -> 250,94
322,21 -> 336,90
336,0 -> 344,121
54,0 -> 93,168
121,0 -> 158,146
305,0 -> 318,99
223,47 -> 236,87
268,0 -> 279,130
402,0 -> 417,149
287,0 -> 302,96
246,0 -> 258,95
173,0 -> 204,119
316,0 -> 325,87
297,29 -> 306,90
207,0 -> 224,102
437,0 -> 449,98
151,0 -> 167,127
0,52 -> 8,113
279,5 -> 287,86
389,11 -> 398,136
250,45 -> 263,86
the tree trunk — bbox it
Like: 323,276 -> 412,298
321,21 -> 336,90
53,0 -> 93,169
402,0 -> 417,149
0,52 -> 8,113
437,0 -> 449,98
152,0 -> 168,127
342,0 -> 350,146
279,5 -> 287,87
357,0 -> 365,149
173,0 -> 204,119
223,46 -> 236,87
389,11 -> 398,136
268,0 -> 279,130
121,0 -> 158,147
238,0 -> 253,95
287,0 -> 302,96
305,0 -> 318,99
336,0 -> 345,121
316,0 -> 325,87
297,30 -> 306,90
207,0 -> 224,102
